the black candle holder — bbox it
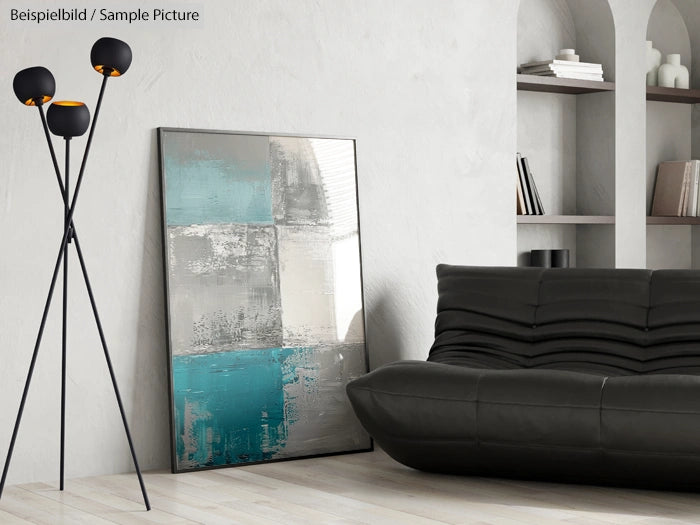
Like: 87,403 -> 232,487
530,249 -> 570,268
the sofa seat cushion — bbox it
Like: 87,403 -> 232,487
346,360 -> 481,447
602,374 -> 700,455
599,374 -> 700,488
347,360 -> 608,477
478,368 -> 604,449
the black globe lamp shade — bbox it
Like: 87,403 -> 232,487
13,66 -> 55,106
90,37 -> 132,77
47,101 -> 90,138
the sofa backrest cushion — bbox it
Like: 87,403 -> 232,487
428,265 -> 700,375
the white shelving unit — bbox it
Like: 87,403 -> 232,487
516,0 -> 615,268
517,0 -> 700,270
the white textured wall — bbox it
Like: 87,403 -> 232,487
0,0 -> 517,484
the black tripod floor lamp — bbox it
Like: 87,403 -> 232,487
0,37 -> 150,511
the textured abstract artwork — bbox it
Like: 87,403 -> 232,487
158,128 -> 371,472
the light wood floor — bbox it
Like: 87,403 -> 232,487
1,448 -> 699,524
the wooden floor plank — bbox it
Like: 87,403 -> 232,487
0,485 -> 117,525
29,479 -> 191,525
203,467 -> 437,524
0,506 -> 35,525
68,476 -> 189,524
144,472 -> 357,525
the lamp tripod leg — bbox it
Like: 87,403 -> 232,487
0,233 -> 71,500
60,139 -> 71,492
60,229 -> 68,491
72,231 -> 151,511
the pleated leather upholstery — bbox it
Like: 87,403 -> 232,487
347,265 -> 700,489
429,265 -> 700,375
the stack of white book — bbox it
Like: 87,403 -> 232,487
651,160 -> 700,217
519,59 -> 604,82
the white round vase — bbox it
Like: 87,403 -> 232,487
658,54 -> 689,89
646,41 -> 661,86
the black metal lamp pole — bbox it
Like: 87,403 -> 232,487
61,131 -> 70,492
0,38 -> 150,511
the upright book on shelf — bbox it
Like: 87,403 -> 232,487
651,161 -> 692,217
680,170 -> 688,217
522,156 -> 544,214
516,152 -> 533,214
516,174 -> 526,214
515,153 -> 544,215
687,160 -> 700,216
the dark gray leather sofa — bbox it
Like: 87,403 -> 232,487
347,265 -> 700,490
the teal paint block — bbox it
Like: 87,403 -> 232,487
172,347 -> 314,470
162,132 -> 272,225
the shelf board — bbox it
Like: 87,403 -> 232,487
516,74 -> 615,95
517,215 -> 615,224
519,216 -> 700,225
647,216 -> 700,225
646,86 -> 700,104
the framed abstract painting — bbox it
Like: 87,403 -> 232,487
158,128 -> 371,472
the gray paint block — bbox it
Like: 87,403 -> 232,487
270,136 -> 330,226
167,224 -> 282,354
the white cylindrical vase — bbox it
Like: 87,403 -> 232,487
646,41 -> 661,86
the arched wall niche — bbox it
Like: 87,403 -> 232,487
517,0 -> 615,80
665,0 -> 700,87
647,0 -> 691,83
516,0 -> 615,268
669,0 -> 700,175
645,0 -> 697,269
